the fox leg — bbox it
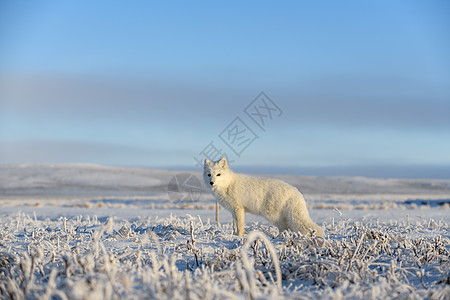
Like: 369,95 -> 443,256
232,213 -> 238,235
232,208 -> 245,236
284,197 -> 324,237
276,222 -> 288,234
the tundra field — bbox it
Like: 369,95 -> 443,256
0,164 -> 449,299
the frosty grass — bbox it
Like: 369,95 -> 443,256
0,212 -> 448,299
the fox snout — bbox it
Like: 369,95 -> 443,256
209,181 -> 214,186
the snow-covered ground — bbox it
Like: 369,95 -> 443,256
0,164 -> 449,299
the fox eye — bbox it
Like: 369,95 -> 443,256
207,174 -> 211,177
216,173 -> 221,176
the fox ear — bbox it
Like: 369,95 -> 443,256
204,158 -> 212,167
219,157 -> 228,169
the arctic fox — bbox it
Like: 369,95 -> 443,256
203,158 -> 324,237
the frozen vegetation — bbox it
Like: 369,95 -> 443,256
0,164 -> 449,299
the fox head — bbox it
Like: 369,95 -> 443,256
203,157 -> 233,191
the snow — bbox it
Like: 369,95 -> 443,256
0,164 -> 449,299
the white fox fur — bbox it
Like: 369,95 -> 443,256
203,158 -> 324,237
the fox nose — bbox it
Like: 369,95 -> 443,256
210,181 -> 214,186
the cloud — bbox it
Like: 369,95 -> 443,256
0,140 -> 188,166
2,73 -> 448,132
0,73 -> 244,123
1,73 -> 449,168
279,74 -> 450,130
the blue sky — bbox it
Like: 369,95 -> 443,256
1,1 -> 449,177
